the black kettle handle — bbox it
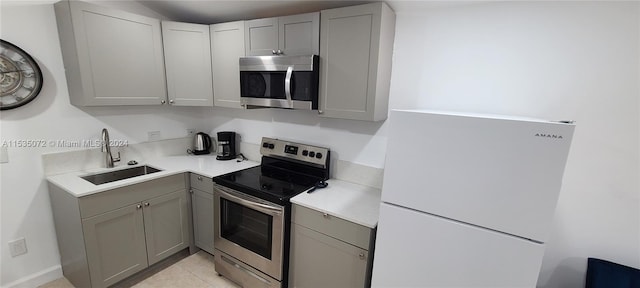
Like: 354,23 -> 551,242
203,133 -> 212,150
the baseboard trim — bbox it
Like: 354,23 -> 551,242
4,265 -> 62,288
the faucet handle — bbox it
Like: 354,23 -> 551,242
113,152 -> 121,163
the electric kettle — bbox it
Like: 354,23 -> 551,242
193,132 -> 212,155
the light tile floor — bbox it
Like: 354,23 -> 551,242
39,251 -> 240,288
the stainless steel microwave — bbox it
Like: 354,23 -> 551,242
239,55 -> 319,110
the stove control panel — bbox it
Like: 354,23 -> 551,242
260,137 -> 330,167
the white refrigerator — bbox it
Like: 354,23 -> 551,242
371,110 -> 575,287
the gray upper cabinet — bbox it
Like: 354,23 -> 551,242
245,12 -> 319,56
211,21 -> 246,109
245,17 -> 279,56
278,13 -> 320,56
54,0 -> 167,106
319,3 -> 396,121
162,21 -> 214,106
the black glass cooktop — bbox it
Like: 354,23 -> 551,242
213,158 -> 325,205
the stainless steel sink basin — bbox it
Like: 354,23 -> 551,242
81,165 -> 162,185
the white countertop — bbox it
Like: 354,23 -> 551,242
291,179 -> 382,229
47,155 -> 382,228
47,155 -> 259,197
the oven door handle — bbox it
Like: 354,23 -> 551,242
284,66 -> 293,106
217,188 -> 283,216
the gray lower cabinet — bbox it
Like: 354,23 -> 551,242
318,3 -> 396,121
49,174 -> 189,288
142,191 -> 190,265
290,204 -> 375,288
191,189 -> 214,254
82,203 -> 148,287
189,173 -> 215,254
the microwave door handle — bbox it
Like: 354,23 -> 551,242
284,66 -> 293,107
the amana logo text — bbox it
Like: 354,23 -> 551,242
535,133 -> 563,139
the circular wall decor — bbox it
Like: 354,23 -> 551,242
0,39 -> 43,110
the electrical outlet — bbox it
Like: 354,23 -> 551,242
148,131 -> 161,142
186,129 -> 196,136
0,146 -> 8,164
8,237 -> 27,257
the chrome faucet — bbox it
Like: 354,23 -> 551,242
101,128 -> 120,168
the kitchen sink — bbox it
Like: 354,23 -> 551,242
81,165 -> 162,185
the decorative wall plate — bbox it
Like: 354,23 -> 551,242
0,39 -> 43,110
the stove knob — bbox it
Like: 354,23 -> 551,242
268,144 -> 275,149
309,151 -> 315,157
262,142 -> 269,148
315,152 -> 323,159
302,150 -> 309,156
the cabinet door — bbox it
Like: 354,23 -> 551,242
319,3 -> 395,121
211,21 -> 245,108
289,224 -> 369,288
82,203 -> 147,288
191,188 -> 215,254
162,21 -> 214,106
61,1 -> 167,106
143,190 -> 190,265
278,12 -> 319,56
245,17 -> 279,56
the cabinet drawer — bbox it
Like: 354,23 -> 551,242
79,173 -> 186,218
190,173 -> 213,193
292,204 -> 372,249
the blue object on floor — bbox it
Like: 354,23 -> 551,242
585,258 -> 640,288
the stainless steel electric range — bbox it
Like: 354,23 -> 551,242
212,137 -> 330,288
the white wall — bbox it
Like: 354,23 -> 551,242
0,1 -> 638,288
204,107 -> 388,168
0,4 -> 208,286
388,2 -> 639,287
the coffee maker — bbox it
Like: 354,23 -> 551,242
216,131 -> 237,161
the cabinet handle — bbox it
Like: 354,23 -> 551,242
144,202 -> 150,207
169,99 -> 174,104
277,49 -> 283,55
359,252 -> 365,260
272,50 -> 277,55
189,189 -> 194,194
136,204 -> 142,209
322,213 -> 329,219
197,176 -> 203,181
161,100 -> 166,104
318,110 -> 324,114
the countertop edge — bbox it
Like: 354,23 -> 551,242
46,157 -> 260,197
290,199 -> 378,229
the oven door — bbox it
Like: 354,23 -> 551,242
213,184 -> 285,280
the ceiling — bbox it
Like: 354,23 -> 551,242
135,1 -> 479,24
136,1 -> 374,24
